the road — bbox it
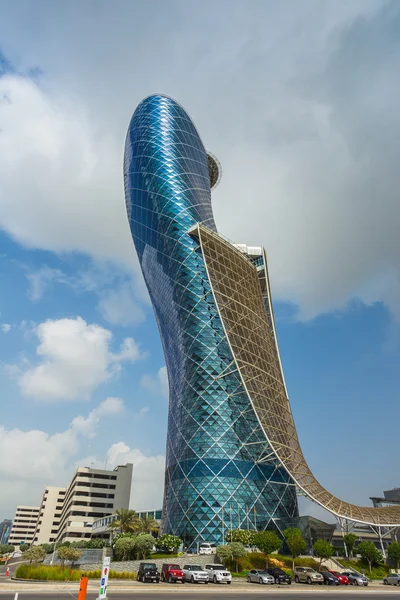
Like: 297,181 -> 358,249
0,592 -> 399,599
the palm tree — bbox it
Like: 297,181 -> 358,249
138,516 -> 160,535
107,509 -> 140,533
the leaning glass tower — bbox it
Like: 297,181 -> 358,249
124,95 -> 298,548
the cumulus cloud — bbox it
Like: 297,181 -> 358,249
26,264 -> 147,327
140,366 -> 169,399
0,73 -> 133,264
97,284 -> 146,326
2,2 -> 399,323
70,397 -> 124,438
1,324 -> 11,333
27,267 -> 68,301
13,317 -> 143,401
0,397 -> 125,514
105,442 -> 165,510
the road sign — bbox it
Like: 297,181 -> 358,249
97,556 -> 110,600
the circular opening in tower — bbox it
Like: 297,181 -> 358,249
207,151 -> 222,191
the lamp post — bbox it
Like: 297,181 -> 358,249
221,506 -> 225,546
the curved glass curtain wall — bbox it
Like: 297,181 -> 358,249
124,95 -> 298,547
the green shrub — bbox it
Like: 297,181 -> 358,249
109,570 -> 136,579
16,564 -> 138,581
339,558 -> 389,580
246,552 -> 269,569
16,564 -> 80,581
243,552 -> 319,571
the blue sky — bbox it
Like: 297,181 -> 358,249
1,0 -> 400,522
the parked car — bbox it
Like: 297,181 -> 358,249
161,563 -> 185,583
320,571 -> 340,585
137,562 -> 160,583
205,564 -> 232,584
383,573 -> 400,586
342,571 -> 368,586
247,569 -> 274,585
328,570 -> 349,585
266,567 -> 292,584
293,566 -> 324,585
182,564 -> 209,584
199,543 -> 215,555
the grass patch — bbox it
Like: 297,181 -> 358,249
16,564 -> 80,581
339,558 -> 389,580
16,564 -> 138,581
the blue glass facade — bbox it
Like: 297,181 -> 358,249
124,95 -> 298,547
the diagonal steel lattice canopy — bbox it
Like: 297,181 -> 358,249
191,222 -> 400,527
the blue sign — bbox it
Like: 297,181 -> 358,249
101,578 -> 105,585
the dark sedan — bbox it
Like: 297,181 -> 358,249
320,571 -> 340,585
266,567 -> 292,584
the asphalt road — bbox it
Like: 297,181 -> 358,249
0,593 -> 399,599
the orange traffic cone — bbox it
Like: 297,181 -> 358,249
5,567 -> 10,577
77,575 -> 88,600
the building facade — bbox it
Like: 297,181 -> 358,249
0,519 -> 12,545
55,464 -> 133,543
124,95 -> 298,548
8,506 -> 40,547
32,487 -> 66,545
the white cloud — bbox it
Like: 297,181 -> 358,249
1,324 -> 12,333
0,397 -> 125,515
105,442 -> 165,510
70,397 -> 124,439
138,406 -> 149,418
111,337 -> 144,363
26,264 -> 147,327
97,284 -> 146,326
140,366 -> 169,399
13,317 -> 143,401
27,267 -> 68,301
0,74 -> 134,264
3,4 -> 399,324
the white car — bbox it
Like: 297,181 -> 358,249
205,564 -> 232,584
199,543 -> 214,555
182,564 -> 209,584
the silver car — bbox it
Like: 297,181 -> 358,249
384,573 -> 400,586
342,571 -> 368,586
182,564 -> 209,584
247,569 -> 274,585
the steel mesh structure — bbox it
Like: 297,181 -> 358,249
193,223 -> 400,527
